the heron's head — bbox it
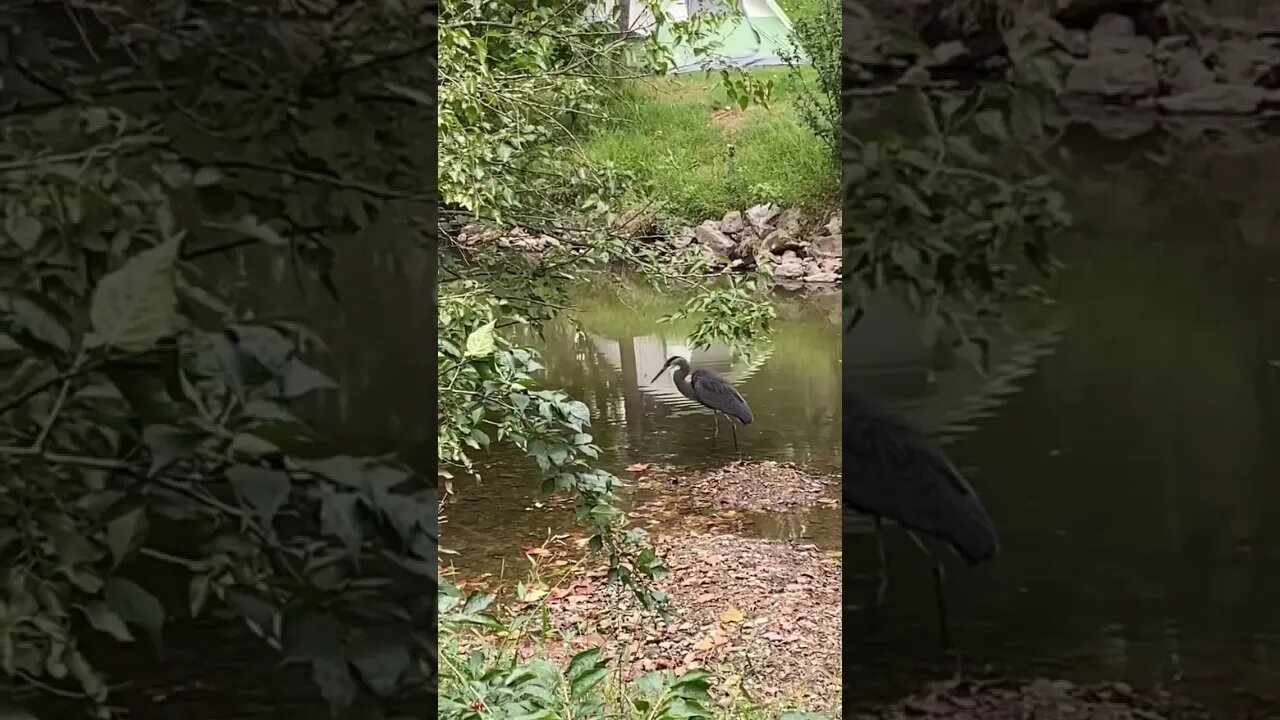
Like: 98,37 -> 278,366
650,355 -> 688,382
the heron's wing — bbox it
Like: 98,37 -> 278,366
860,408 -> 976,496
844,400 -> 997,563
690,371 -> 753,422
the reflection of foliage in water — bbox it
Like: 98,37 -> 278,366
570,278 -> 839,376
841,13 -> 1073,366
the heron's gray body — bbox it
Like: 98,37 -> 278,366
844,389 -> 998,564
652,357 -> 753,446
673,368 -> 753,425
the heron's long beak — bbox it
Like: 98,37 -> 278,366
650,358 -> 676,383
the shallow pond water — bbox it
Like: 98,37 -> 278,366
442,281 -> 845,579
844,131 -> 1280,718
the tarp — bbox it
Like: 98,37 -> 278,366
658,0 -> 797,73
588,0 -> 804,74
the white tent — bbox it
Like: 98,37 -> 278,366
586,0 -> 801,73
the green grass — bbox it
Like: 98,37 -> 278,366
584,68 -> 837,223
775,0 -> 823,20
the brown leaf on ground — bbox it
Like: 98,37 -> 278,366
533,532 -> 842,716
640,460 -> 838,513
719,607 -> 745,624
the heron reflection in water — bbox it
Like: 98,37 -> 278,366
651,356 -> 754,449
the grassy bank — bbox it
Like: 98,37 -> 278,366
584,67 -> 837,223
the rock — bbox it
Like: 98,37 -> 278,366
1090,13 -> 1135,39
720,210 -> 745,235
1155,35 -> 1191,61
1066,53 -> 1158,98
744,203 -> 781,231
694,222 -> 737,256
1068,103 -> 1157,140
1086,13 -> 1152,57
761,229 -> 804,255
1162,47 -> 1215,94
823,210 -> 841,237
802,271 -> 840,284
1157,84 -> 1266,114
671,229 -> 694,248
1210,38 -> 1280,85
613,208 -> 659,239
1090,34 -> 1153,57
731,233 -> 765,263
1065,30 -> 1090,58
775,207 -> 804,235
810,235 -> 841,258
772,261 -> 807,281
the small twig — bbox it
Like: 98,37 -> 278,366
141,547 -> 211,571
202,157 -> 432,202
32,377 -> 74,452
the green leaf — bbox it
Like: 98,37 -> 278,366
105,506 -> 147,568
0,290 -> 72,353
205,214 -> 288,247
320,492 -> 363,556
142,424 -> 201,476
228,432 -> 279,457
279,358 -> 338,398
104,578 -> 165,652
1010,92 -> 1043,138
349,636 -> 412,697
225,589 -> 278,638
301,455 -> 369,489
311,656 -> 358,713
67,649 -> 106,702
226,465 -> 292,528
973,110 -> 1008,142
188,575 -> 211,618
5,214 -> 42,250
634,671 -> 666,697
464,321 -> 496,358
87,237 -> 183,352
82,601 -> 134,642
192,167 -> 224,187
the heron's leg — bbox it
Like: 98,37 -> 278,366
874,517 -> 889,608
712,411 -> 720,440
729,419 -> 739,451
906,531 -> 953,651
868,517 -> 889,635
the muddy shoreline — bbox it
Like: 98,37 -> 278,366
849,677 -> 1222,720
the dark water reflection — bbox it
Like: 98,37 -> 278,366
844,134 -> 1280,717
443,283 -> 844,579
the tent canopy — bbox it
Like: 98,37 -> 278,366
588,0 -> 803,73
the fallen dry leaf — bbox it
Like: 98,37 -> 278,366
626,463 -> 651,473
719,607 -> 745,624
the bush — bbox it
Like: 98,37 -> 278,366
439,579 -> 729,720
783,0 -> 841,158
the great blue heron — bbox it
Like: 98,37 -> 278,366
651,356 -> 754,448
844,388 -> 999,648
